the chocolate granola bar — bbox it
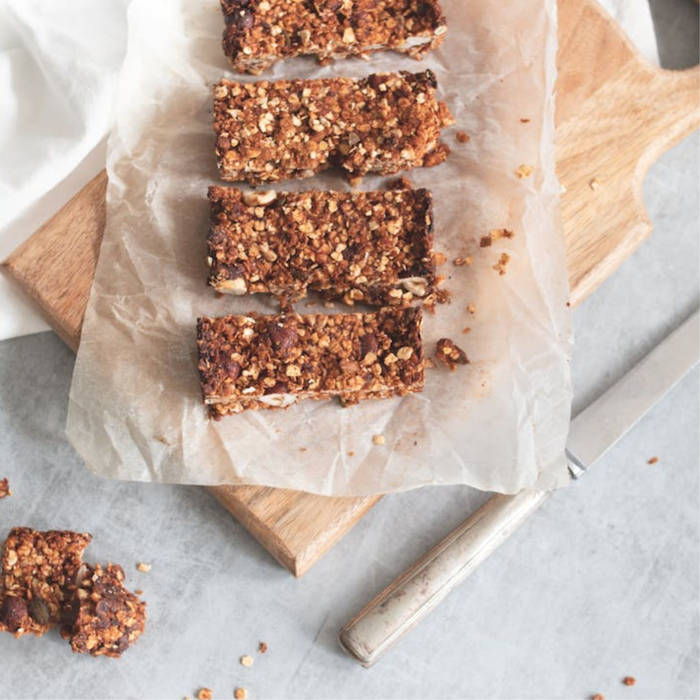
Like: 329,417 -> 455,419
213,70 -> 453,184
61,563 -> 146,658
0,527 -> 92,637
207,186 -> 435,306
197,307 -> 424,417
220,0 -> 447,74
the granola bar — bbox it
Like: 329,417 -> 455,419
61,563 -> 146,658
220,0 -> 447,74
197,307 -> 424,417
213,70 -> 454,184
0,527 -> 92,637
207,186 -> 435,306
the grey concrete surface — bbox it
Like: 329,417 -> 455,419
1,3 -> 698,698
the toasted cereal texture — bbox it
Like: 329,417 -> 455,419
0,527 -> 92,638
213,71 -> 454,184
61,563 -> 146,658
207,186 -> 435,306
220,0 -> 447,74
197,307 -> 424,417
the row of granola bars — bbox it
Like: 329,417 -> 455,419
197,0 -> 455,419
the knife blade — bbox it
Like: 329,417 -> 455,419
340,310 -> 700,667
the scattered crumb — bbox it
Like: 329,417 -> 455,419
134,589 -> 144,595
240,655 -> 254,667
347,451 -> 354,457
462,327 -> 471,334
623,677 -> 636,686
433,251 -> 447,266
136,562 -> 151,573
453,256 -> 472,266
372,434 -> 385,446
467,303 -> 476,314
348,176 -> 363,188
299,447 -> 307,452
515,164 -> 534,179
520,118 -> 531,123
589,177 -> 601,191
0,478 -> 10,499
196,689 -> 212,700
259,641 -> 268,654
566,301 -> 571,307
425,357 -> 435,369
592,695 -> 605,700
481,228 -> 514,247
435,288 -> 452,305
234,689 -> 247,700
386,175 -> 412,190
323,301 -> 335,308
435,274 -> 446,285
493,252 -> 511,276
456,131 -> 470,143
647,457 -> 658,465
435,338 -> 470,370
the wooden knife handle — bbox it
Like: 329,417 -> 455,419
339,490 -> 550,666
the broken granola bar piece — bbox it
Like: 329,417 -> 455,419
0,478 -> 10,499
197,307 -> 424,417
0,527 -> 92,637
213,70 -> 454,184
61,563 -> 146,658
220,0 -> 447,74
207,186 -> 435,306
435,338 -> 469,370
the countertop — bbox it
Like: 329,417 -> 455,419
1,3 -> 698,698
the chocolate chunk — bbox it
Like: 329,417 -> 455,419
28,596 -> 50,626
1,596 -> 27,631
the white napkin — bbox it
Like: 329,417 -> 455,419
0,0 -> 659,342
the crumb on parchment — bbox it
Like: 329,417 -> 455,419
647,457 -> 658,465
456,131 -> 470,143
481,228 -> 514,247
622,677 -> 636,686
0,479 -> 10,499
234,689 -> 247,700
515,164 -> 534,178
589,177 -> 601,191
196,689 -> 212,700
493,253 -> 511,276
136,562 -> 151,573
453,256 -> 472,266
435,338 -> 469,370
373,434 -> 385,446
240,655 -> 254,667
258,641 -> 268,653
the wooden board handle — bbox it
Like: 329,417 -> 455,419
339,490 -> 550,666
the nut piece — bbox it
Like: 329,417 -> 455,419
435,338 -> 469,370
234,689 -> 247,700
456,131 -> 470,143
240,654 -> 254,667
622,677 -> 636,686
197,689 -> 213,700
258,641 -> 268,653
136,562 -> 151,573
372,434 -> 386,446
242,190 -> 277,206
647,456 -> 659,465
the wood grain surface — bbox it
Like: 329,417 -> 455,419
3,0 -> 699,577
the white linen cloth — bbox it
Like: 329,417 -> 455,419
0,0 -> 658,342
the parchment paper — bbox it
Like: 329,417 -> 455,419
66,0 -> 572,496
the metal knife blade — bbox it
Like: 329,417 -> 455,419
567,310 -> 699,476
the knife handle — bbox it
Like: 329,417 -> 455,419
339,489 -> 550,666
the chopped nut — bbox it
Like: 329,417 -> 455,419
136,562 -> 151,573
453,256 -> 472,267
240,655 -> 254,667
373,434 -> 386,446
589,177 -> 601,191
515,164 -> 534,178
197,689 -> 213,700
397,346 -> 414,360
456,131 -> 470,143
259,641 -> 268,653
622,677 -> 636,686
647,456 -> 659,465
435,338 -> 470,370
0,478 -> 10,499
493,252 -> 511,276
234,689 -> 247,700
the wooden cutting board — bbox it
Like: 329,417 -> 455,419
4,0 -> 698,577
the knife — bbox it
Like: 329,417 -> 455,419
339,310 -> 699,667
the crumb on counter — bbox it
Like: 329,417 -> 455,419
234,689 -> 247,700
136,562 -> 151,573
373,434 -> 386,446
622,677 -> 636,686
435,338 -> 469,370
493,253 -> 511,276
647,457 -> 658,465
515,164 -> 534,178
456,131 -> 470,143
196,689 -> 212,700
259,641 -> 268,654
241,655 -> 254,667
0,478 -> 10,499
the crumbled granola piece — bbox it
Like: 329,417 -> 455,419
240,655 -> 254,667
372,434 -> 386,446
198,307 -> 424,418
136,562 -> 151,572
387,175 -> 413,190
234,689 -> 247,700
213,71 -> 453,184
435,338 -> 469,370
456,131 -> 470,143
515,164 -> 534,178
592,694 -> 605,700
433,251 -> 447,267
647,456 -> 659,465
220,0 -> 447,74
622,677 -> 636,686
466,303 -> 476,314
208,186 -> 436,306
61,563 -> 146,658
480,228 -> 514,247
453,256 -> 472,266
0,479 -> 10,499
197,689 -> 213,700
493,253 -> 511,276
0,527 -> 92,637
